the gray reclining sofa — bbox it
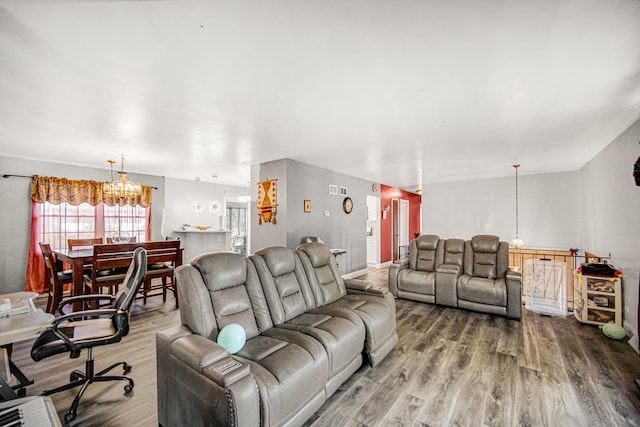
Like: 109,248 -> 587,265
389,234 -> 522,320
157,242 -> 398,427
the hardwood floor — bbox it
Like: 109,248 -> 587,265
9,268 -> 640,426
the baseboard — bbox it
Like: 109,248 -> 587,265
342,268 -> 368,280
379,261 -> 392,269
624,320 -> 639,354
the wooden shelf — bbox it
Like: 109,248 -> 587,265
574,273 -> 622,326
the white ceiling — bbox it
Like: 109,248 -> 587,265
1,1 -> 639,190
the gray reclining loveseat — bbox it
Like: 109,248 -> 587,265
157,242 -> 397,427
389,234 -> 522,320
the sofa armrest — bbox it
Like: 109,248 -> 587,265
345,278 -> 388,296
506,269 -> 522,320
387,260 -> 408,296
157,326 -> 259,427
435,264 -> 461,307
170,334 -> 229,373
506,269 -> 522,282
204,357 -> 251,387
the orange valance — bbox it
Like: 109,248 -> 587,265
31,175 -> 152,207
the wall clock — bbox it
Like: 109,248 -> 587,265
343,197 -> 353,214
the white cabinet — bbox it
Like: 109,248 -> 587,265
173,230 -> 231,264
367,237 -> 377,264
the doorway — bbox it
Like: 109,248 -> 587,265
391,198 -> 410,261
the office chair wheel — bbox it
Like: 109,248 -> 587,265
70,372 -> 81,382
64,412 -> 76,423
122,363 -> 132,375
124,384 -> 133,395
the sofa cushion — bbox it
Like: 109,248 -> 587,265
410,235 -> 441,271
190,252 -> 270,340
250,247 -> 316,324
457,275 -> 507,306
235,328 -> 328,426
397,269 -> 436,295
470,235 -> 500,253
296,242 -> 347,305
443,238 -> 465,266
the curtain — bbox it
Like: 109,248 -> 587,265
26,175 -> 153,293
26,200 -> 45,293
31,175 -> 153,207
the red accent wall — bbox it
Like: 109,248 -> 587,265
380,184 -> 422,264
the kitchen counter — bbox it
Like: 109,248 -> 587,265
173,230 -> 231,263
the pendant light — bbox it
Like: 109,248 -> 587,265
510,164 -> 524,249
103,154 -> 142,198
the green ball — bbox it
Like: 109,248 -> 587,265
217,323 -> 246,354
599,322 -> 626,340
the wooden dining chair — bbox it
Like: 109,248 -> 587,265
39,242 -> 73,314
68,237 -> 102,250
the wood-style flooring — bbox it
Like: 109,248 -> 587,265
8,268 -> 640,426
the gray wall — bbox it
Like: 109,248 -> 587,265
424,170 -> 581,248
0,155 -> 166,293
250,159 -> 289,251
251,159 -> 375,274
580,118 -> 640,349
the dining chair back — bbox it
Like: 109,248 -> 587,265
106,236 -> 137,244
39,242 -> 73,314
68,238 -> 102,250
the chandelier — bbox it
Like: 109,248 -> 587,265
103,154 -> 142,198
510,164 -> 524,249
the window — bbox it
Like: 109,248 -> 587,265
103,204 -> 148,243
39,201 -> 149,250
225,204 -> 247,237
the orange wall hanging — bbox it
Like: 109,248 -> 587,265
257,179 -> 278,224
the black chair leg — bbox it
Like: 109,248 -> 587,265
40,348 -> 134,423
95,361 -> 131,377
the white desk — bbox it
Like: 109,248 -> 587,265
0,292 -> 54,399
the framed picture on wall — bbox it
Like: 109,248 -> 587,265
328,184 -> 338,195
339,186 -> 348,196
304,200 -> 311,213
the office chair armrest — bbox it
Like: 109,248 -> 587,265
50,309 -> 119,349
58,294 -> 115,314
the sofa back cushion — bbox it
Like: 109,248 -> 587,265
192,252 -> 271,340
442,238 -> 465,267
463,235 -> 509,279
296,242 -> 347,305
249,246 -> 316,325
409,235 -> 442,271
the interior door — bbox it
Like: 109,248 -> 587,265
399,199 -> 409,258
392,199 -> 399,260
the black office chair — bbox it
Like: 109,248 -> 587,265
31,247 -> 148,423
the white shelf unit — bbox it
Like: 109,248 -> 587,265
574,273 -> 622,326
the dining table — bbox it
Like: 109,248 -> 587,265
51,248 -> 94,311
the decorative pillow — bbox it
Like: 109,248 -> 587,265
600,322 -> 626,340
